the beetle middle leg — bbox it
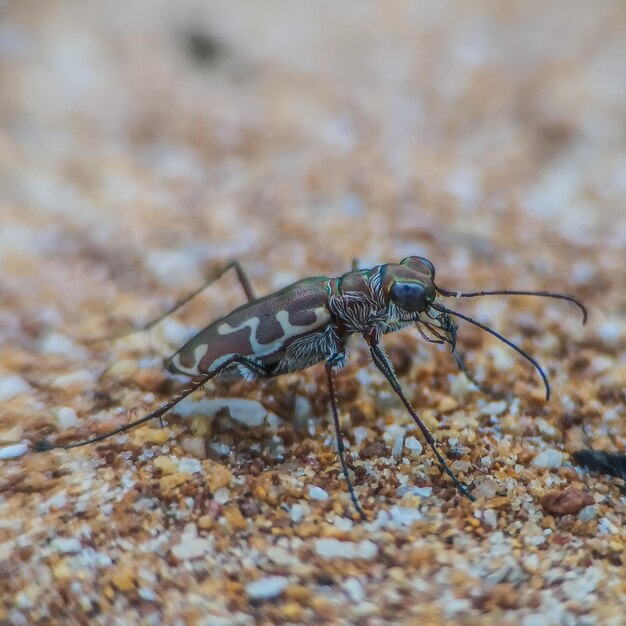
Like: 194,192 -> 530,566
325,354 -> 366,520
365,334 -> 475,501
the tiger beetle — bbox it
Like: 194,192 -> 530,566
36,257 -> 587,519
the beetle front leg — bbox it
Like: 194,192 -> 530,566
452,350 -> 505,400
364,333 -> 475,502
325,355 -> 366,520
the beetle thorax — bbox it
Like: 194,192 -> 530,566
328,266 -> 397,335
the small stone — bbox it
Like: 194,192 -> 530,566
111,565 -> 136,592
389,506 -> 422,526
132,369 -> 167,392
223,505 -> 247,530
282,601 -> 304,622
178,457 -> 202,474
314,538 -> 378,560
213,487 -> 231,504
174,397 -> 267,427
0,375 -> 31,402
541,487 -> 594,515
52,559 -> 71,580
53,406 -> 80,430
532,449 -> 563,468
172,535 -> 212,560
39,333 -> 80,355
479,400 -> 508,417
50,537 -> 82,554
207,464 -> 232,492
450,373 -> 472,398
153,455 -> 179,475
197,515 -> 215,531
438,396 -> 458,413
142,429 -> 170,445
138,588 -> 157,602
246,576 -> 288,600
405,436 -> 423,456
0,424 -> 23,443
180,436 -> 207,459
267,546 -> 296,566
0,442 -> 29,459
159,472 -> 192,490
290,504 -> 306,523
308,486 -> 329,501
578,504 -> 598,522
51,370 -> 96,392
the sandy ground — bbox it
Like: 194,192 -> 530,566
1,2 -> 625,624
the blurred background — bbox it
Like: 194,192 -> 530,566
1,0 -> 625,327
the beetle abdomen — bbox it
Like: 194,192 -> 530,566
167,278 -> 332,376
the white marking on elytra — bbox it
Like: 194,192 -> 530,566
173,306 -> 332,376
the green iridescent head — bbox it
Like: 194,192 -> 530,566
381,256 -> 437,313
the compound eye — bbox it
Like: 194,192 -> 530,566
400,256 -> 436,279
391,281 -> 427,312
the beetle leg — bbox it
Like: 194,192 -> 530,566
452,350 -> 506,400
35,373 -> 213,450
35,353 -> 273,451
325,356 -> 366,520
366,338 -> 475,502
82,259 -> 256,343
225,355 -> 274,380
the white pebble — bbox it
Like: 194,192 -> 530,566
0,442 -> 29,459
412,486 -> 433,498
389,506 -> 422,526
598,517 -> 619,535
597,318 -> 622,344
356,540 -> 378,560
314,538 -> 378,560
333,516 -> 353,531
532,449 -> 563,468
172,536 -> 212,560
578,505 -> 598,522
246,576 -> 288,600
39,333 -> 80,355
0,375 -> 31,402
308,486 -> 329,501
51,370 -> 96,391
289,504 -> 306,523
522,614 -> 551,626
178,458 -> 202,474
50,537 -> 82,554
54,406 -> 80,430
213,488 -> 231,504
138,588 -> 157,602
450,372 -> 471,398
405,436 -> 423,456
267,546 -> 297,566
479,400 -> 508,417
483,509 -> 498,528
343,578 -> 365,602
174,397 -> 267,427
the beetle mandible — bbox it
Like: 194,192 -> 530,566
37,257 -> 587,518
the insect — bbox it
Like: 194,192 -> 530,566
572,450 -> 626,492
36,257 -> 587,518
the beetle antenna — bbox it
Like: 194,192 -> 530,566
433,304 -> 551,401
436,287 -> 587,325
